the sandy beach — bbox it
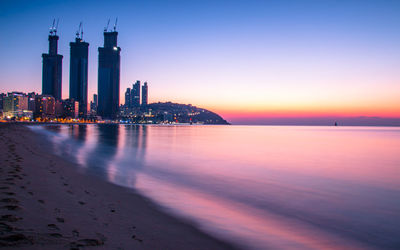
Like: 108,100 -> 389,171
0,123 -> 235,249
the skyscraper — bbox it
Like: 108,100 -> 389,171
97,25 -> 121,119
93,94 -> 98,107
131,80 -> 140,107
42,23 -> 63,100
90,94 -> 98,115
125,88 -> 131,108
142,82 -> 148,106
69,26 -> 89,117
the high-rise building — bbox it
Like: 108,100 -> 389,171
131,80 -> 140,107
125,88 -> 131,108
69,30 -> 89,117
90,94 -> 98,114
93,94 -> 98,107
97,28 -> 121,119
0,93 -> 5,110
142,82 -> 148,106
42,25 -> 63,100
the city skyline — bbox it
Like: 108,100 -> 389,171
1,0 -> 399,125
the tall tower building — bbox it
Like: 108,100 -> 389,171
69,25 -> 89,117
131,80 -> 140,107
97,23 -> 121,119
125,88 -> 131,108
42,22 -> 63,100
90,94 -> 98,114
93,94 -> 98,107
142,82 -> 148,106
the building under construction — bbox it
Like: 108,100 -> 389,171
69,23 -> 89,117
97,19 -> 121,119
42,20 -> 63,100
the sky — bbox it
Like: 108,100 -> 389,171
0,0 -> 399,125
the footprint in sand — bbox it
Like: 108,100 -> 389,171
2,205 -> 21,211
2,192 -> 15,196
0,233 -> 32,246
49,233 -> 63,238
70,238 -> 104,247
0,198 -> 19,204
108,204 -> 116,213
0,222 -> 14,232
47,224 -> 60,230
131,235 -> 143,242
56,217 -> 65,223
0,215 -> 21,222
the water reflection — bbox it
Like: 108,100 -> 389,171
32,125 -> 400,250
40,124 -> 148,186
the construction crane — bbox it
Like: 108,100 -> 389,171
114,17 -> 118,31
104,19 -> 110,32
54,18 -> 59,36
76,22 -> 82,39
49,19 -> 55,35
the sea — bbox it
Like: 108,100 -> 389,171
30,124 -> 400,249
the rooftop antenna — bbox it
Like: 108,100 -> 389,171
104,19 -> 110,32
50,19 -> 55,35
114,17 -> 118,31
76,22 -> 82,39
81,23 -> 84,39
54,18 -> 59,36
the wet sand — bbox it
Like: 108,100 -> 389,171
0,123 -> 235,249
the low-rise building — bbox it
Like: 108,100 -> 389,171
2,92 -> 29,118
34,95 -> 55,119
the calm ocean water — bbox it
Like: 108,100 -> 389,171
31,125 -> 400,249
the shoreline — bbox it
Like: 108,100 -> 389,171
0,123 -> 236,249
3,121 -> 400,128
